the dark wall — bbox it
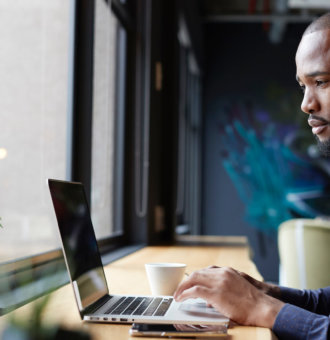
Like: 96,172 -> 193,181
202,23 -> 307,282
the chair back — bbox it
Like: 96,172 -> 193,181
278,218 -> 330,289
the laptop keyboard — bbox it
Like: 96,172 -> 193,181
105,296 -> 173,317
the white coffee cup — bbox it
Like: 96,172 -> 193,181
145,263 -> 186,296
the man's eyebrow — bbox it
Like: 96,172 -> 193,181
296,71 -> 330,82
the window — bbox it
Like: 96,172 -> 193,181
0,0 -> 130,264
134,0 -> 151,219
91,0 -> 127,239
176,30 -> 203,235
0,0 -> 73,263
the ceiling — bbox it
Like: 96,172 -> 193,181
198,0 -> 330,43
199,0 -> 328,23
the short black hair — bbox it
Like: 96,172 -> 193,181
303,12 -> 330,36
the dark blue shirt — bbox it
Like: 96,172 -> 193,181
273,286 -> 330,339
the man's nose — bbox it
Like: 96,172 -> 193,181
301,89 -> 320,114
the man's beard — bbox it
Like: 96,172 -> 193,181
315,135 -> 330,157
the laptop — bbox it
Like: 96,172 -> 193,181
48,179 -> 229,325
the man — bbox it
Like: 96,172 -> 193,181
174,12 -> 330,340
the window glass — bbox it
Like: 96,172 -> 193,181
91,0 -> 126,238
176,47 -> 202,235
0,0 -> 72,263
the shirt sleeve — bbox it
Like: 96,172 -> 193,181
279,286 -> 330,315
273,304 -> 330,340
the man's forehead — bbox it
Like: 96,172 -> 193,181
297,30 -> 330,57
296,29 -> 330,76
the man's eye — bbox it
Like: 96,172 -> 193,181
316,80 -> 327,86
299,85 -> 305,93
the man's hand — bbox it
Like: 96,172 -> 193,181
173,266 -> 284,328
205,265 -> 282,299
237,270 -> 282,299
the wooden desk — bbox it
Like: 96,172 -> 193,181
0,245 -> 278,339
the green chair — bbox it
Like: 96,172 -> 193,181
278,218 -> 330,289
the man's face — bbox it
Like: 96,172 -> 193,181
296,29 -> 330,155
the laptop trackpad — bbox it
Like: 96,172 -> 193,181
179,299 -> 223,318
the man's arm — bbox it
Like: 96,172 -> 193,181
273,304 -> 330,339
279,287 -> 330,315
238,271 -> 330,315
237,271 -> 330,338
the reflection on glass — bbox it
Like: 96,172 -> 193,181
75,267 -> 108,309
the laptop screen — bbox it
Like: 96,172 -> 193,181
48,179 -> 108,311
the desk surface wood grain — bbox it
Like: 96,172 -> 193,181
0,245 -> 278,340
